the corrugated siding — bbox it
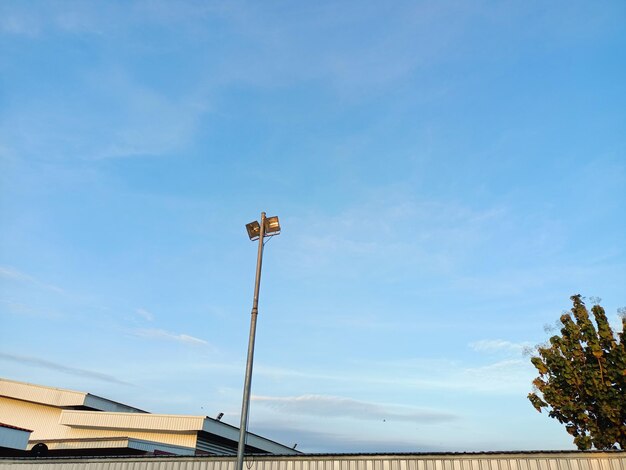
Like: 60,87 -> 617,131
0,398 -> 63,441
0,380 -> 87,408
44,438 -> 132,451
60,411 -> 205,432
196,434 -> 232,455
0,452 -> 624,470
50,429 -> 197,450
0,398 -> 198,450
125,439 -> 195,456
36,437 -> 195,456
1,393 -> 292,456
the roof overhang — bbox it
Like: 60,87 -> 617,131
0,379 -> 145,413
59,410 -> 204,433
28,437 -> 195,455
202,420 -> 298,455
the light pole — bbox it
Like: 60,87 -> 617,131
236,212 -> 281,470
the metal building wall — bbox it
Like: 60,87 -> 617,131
0,397 -> 62,442
0,397 -> 198,450
0,397 -> 294,455
0,426 -> 30,451
0,451 -> 624,470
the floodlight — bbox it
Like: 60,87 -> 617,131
264,216 -> 281,235
246,221 -> 261,240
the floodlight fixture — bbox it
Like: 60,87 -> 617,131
264,216 -> 281,236
246,221 -> 261,241
246,215 -> 280,240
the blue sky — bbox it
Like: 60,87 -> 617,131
1,0 -> 625,453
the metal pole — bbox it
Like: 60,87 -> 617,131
236,212 -> 266,470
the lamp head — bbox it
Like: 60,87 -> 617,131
246,221 -> 261,241
264,216 -> 281,236
246,215 -> 281,240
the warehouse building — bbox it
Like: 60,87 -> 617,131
0,378 -> 298,457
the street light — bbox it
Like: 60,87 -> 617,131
236,212 -> 281,470
245,216 -> 281,241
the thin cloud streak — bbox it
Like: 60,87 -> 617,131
253,394 -> 458,423
133,328 -> 209,346
135,308 -> 154,321
253,423 -> 449,453
256,356 -> 534,394
0,299 -> 64,320
0,265 -> 66,294
282,199 -> 511,278
469,339 -> 532,354
0,352 -> 131,386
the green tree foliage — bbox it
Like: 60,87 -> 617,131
528,295 -> 626,450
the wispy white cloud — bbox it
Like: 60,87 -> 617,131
86,71 -> 208,160
133,328 -> 209,346
281,198 -> 509,279
451,264 -> 598,298
254,355 -> 533,395
253,394 -> 458,423
0,2 -> 215,38
0,352 -> 131,386
0,2 -> 142,38
2,69 -> 209,162
1,16 -> 210,162
460,359 -> 531,392
0,265 -> 33,282
0,265 -> 65,294
135,308 -> 154,321
0,299 -> 64,320
348,358 -> 533,394
469,339 -> 532,354
0,13 -> 40,36
317,313 -> 403,330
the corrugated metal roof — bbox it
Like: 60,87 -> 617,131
0,379 -> 88,408
201,419 -> 298,455
83,395 -> 146,414
0,379 -> 144,413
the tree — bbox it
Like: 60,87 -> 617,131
528,295 -> 626,450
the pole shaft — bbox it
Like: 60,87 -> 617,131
236,212 -> 266,470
